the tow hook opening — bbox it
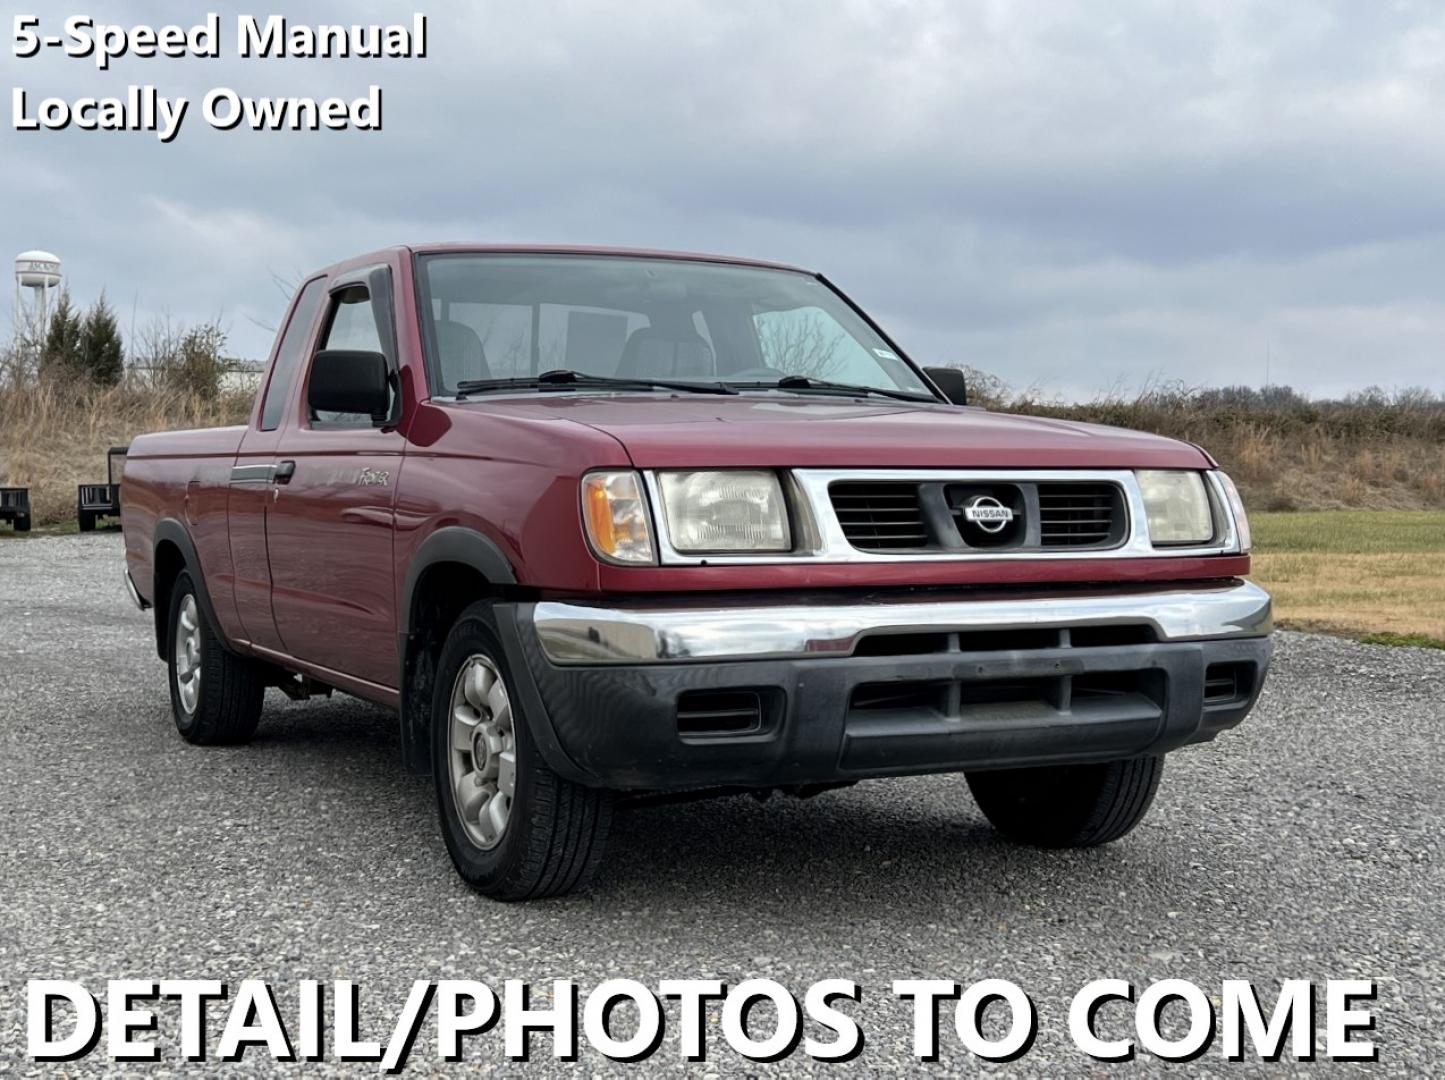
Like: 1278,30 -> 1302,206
1204,661 -> 1256,705
676,688 -> 781,739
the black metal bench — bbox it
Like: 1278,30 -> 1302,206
0,487 -> 30,532
77,445 -> 129,532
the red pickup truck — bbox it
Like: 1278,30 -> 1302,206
122,245 -> 1271,900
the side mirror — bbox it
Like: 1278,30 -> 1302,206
308,350 -> 390,420
924,366 -> 968,406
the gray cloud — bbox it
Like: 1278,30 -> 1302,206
5,0 -> 1444,396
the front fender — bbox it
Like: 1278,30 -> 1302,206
398,525 -> 518,639
397,526 -> 521,773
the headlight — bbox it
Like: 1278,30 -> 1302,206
1213,470 -> 1251,553
582,471 -> 655,564
1136,470 -> 1214,546
657,470 -> 791,554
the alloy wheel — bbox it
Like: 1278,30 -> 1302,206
174,594 -> 202,715
447,655 -> 517,850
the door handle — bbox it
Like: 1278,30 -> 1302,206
273,460 -> 296,484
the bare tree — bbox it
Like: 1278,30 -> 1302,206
755,309 -> 847,380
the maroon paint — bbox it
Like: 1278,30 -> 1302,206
122,244 -> 1251,707
456,394 -> 1212,471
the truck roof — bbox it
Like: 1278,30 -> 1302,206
317,243 -> 812,278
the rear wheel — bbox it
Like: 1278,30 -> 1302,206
432,603 -> 612,900
13,513 -> 29,533
166,572 -> 265,744
966,756 -> 1164,847
78,510 -> 95,532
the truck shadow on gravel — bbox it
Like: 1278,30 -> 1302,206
595,790 -> 1149,909
248,696 -> 1160,911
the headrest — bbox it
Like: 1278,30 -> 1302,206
616,327 -> 714,379
435,320 -> 490,383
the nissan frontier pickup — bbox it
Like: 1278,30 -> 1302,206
122,245 -> 1271,900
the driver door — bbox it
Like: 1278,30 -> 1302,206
264,269 -> 406,690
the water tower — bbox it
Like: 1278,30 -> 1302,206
14,250 -> 62,345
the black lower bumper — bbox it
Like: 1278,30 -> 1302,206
494,595 -> 1272,792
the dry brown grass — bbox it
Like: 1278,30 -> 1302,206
0,376 -> 251,526
1248,511 -> 1445,647
1252,552 -> 1445,641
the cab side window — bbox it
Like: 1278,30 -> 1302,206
310,285 -> 391,426
324,288 -> 385,353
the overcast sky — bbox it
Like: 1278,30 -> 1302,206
5,0 -> 1444,397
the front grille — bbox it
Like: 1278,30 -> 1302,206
80,485 -> 114,508
826,476 -> 1135,555
0,489 -> 25,510
847,667 -> 1166,724
1037,483 -> 1124,548
838,628 -> 1177,773
851,682 -> 948,713
829,482 -> 928,550
850,624 -> 1155,659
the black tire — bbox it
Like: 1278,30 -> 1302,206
966,756 -> 1164,848
432,602 -> 612,900
166,571 -> 265,745
13,514 -> 30,533
78,510 -> 95,532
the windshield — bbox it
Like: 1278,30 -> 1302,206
416,254 -> 933,398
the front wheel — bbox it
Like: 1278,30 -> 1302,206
432,603 -> 612,900
166,572 -> 265,744
966,756 -> 1164,848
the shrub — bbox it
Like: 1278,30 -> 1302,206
75,295 -> 125,387
133,317 -> 229,401
40,292 -> 83,379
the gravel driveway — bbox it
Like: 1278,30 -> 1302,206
1,534 -> 1441,1074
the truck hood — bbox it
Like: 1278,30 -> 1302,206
461,394 -> 1211,470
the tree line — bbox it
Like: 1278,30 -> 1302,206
26,292 -> 232,401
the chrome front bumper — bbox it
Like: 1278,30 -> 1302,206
533,580 -> 1272,665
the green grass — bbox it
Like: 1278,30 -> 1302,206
1359,631 -> 1445,651
1251,510 -> 1445,648
1251,509 -> 1445,553
0,520 -> 123,540
0,520 -> 80,540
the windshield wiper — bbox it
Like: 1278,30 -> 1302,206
726,374 -> 937,403
455,369 -> 738,398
